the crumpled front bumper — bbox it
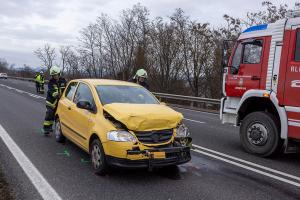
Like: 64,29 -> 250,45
106,146 -> 191,169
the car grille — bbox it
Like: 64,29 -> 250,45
134,129 -> 173,144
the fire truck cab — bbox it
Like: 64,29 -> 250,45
221,9 -> 300,157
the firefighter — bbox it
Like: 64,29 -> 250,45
35,72 -> 41,93
39,71 -> 45,94
131,69 -> 149,89
42,66 -> 67,135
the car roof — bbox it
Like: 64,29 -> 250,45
71,79 -> 141,87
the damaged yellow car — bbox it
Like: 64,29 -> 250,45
55,79 -> 192,175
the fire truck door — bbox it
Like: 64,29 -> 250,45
226,39 -> 264,97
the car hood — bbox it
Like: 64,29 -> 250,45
103,103 -> 183,131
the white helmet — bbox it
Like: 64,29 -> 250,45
50,66 -> 61,76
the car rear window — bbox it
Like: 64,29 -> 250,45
96,85 -> 159,105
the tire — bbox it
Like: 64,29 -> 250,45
240,111 -> 283,157
54,118 -> 66,143
90,139 -> 108,175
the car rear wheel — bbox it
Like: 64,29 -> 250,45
240,111 -> 283,157
54,118 -> 66,143
90,139 -> 108,175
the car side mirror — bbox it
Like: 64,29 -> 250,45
160,102 -> 167,106
76,101 -> 96,113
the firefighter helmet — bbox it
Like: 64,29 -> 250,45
50,66 -> 61,76
135,69 -> 148,79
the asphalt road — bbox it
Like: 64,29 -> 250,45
0,78 -> 299,200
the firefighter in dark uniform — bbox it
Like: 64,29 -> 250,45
42,66 -> 67,135
131,69 -> 149,90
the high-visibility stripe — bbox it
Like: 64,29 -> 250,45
46,100 -> 57,108
43,121 -> 53,126
52,92 -> 59,98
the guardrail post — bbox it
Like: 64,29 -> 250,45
190,101 -> 194,108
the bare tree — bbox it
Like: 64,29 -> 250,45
33,2 -> 294,98
0,58 -> 9,72
34,43 -> 56,70
59,46 -> 71,75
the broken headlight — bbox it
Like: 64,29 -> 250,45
107,130 -> 136,142
176,123 -> 190,138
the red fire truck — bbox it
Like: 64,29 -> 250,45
221,9 -> 300,157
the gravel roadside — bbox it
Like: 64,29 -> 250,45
0,168 -> 14,200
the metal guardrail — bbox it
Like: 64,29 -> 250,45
153,92 -> 220,104
7,76 -> 221,109
8,76 -> 45,82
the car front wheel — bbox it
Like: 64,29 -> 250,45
54,118 -> 66,143
90,139 -> 108,175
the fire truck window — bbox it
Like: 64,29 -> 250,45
243,41 -> 263,64
231,43 -> 243,74
295,29 -> 300,61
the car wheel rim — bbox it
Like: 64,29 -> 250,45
247,123 -> 268,146
55,121 -> 61,139
92,145 -> 102,169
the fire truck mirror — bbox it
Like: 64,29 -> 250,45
222,40 -> 235,68
230,66 -> 239,75
222,53 -> 228,68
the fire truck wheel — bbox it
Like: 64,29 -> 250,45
240,111 -> 282,157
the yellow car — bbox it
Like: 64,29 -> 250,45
55,79 -> 192,175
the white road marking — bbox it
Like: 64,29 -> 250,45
0,83 -> 46,100
0,124 -> 62,200
192,149 -> 300,188
184,118 -> 205,124
193,144 -> 300,182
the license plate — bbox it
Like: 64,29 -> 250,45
152,152 -> 166,159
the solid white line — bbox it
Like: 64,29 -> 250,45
184,118 -> 205,124
193,144 -> 300,182
192,149 -> 300,188
0,125 -> 62,200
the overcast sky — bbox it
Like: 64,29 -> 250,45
0,0 -> 295,68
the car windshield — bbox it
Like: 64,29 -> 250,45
96,85 -> 159,105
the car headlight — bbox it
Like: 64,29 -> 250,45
107,130 -> 136,142
176,123 -> 190,138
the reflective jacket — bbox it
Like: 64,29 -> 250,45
35,74 -> 45,84
46,77 -> 67,109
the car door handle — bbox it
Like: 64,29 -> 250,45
251,76 -> 261,80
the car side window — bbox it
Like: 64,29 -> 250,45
73,83 -> 95,106
243,41 -> 263,64
295,29 -> 300,61
231,43 -> 243,74
65,82 -> 78,101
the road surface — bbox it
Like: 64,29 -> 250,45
0,78 -> 299,200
